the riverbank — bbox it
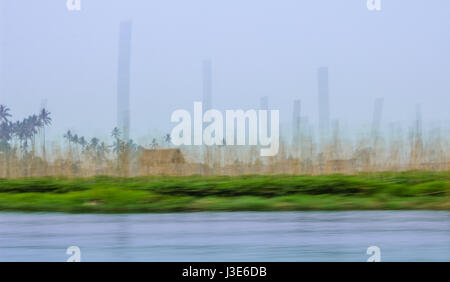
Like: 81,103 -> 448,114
0,171 -> 448,213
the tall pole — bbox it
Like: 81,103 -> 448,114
292,99 -> 301,144
202,59 -> 212,112
117,21 -> 132,142
0,1 -> 5,101
371,98 -> 384,139
318,67 -> 330,140
202,59 -> 213,168
260,96 -> 269,111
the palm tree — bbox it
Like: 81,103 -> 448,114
89,137 -> 100,150
14,120 -> 25,151
111,127 -> 121,140
111,139 -> 124,154
126,139 -> 137,152
17,117 -> 38,153
8,121 -> 20,149
111,127 -> 122,161
164,133 -> 171,147
77,136 -> 87,155
151,138 -> 158,149
38,108 -> 51,127
79,136 -> 87,148
64,130 -> 73,143
26,115 -> 41,154
84,137 -> 100,166
38,108 -> 51,161
63,130 -> 74,155
0,105 -> 11,123
97,141 -> 110,160
72,134 -> 79,145
0,121 -> 12,151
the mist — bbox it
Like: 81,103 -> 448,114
0,0 -> 449,143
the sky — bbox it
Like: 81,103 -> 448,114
0,0 -> 449,142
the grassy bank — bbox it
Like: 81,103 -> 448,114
0,171 -> 448,213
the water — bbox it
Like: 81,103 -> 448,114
0,211 -> 448,262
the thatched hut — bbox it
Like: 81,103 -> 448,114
138,148 -> 185,175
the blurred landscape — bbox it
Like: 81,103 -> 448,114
0,103 -> 448,212
0,102 -> 448,178
0,1 -> 449,262
0,2 -> 449,216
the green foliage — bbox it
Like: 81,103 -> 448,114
0,177 -> 89,193
0,171 -> 448,212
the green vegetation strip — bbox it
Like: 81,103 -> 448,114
0,171 -> 448,213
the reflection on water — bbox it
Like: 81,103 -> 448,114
0,211 -> 448,261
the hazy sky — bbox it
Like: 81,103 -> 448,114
0,0 -> 449,142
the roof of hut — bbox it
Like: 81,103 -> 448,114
138,148 -> 185,165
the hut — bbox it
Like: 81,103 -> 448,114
138,148 -> 186,175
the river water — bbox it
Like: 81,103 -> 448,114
0,211 -> 448,261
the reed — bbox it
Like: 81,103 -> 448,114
0,104 -> 448,178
